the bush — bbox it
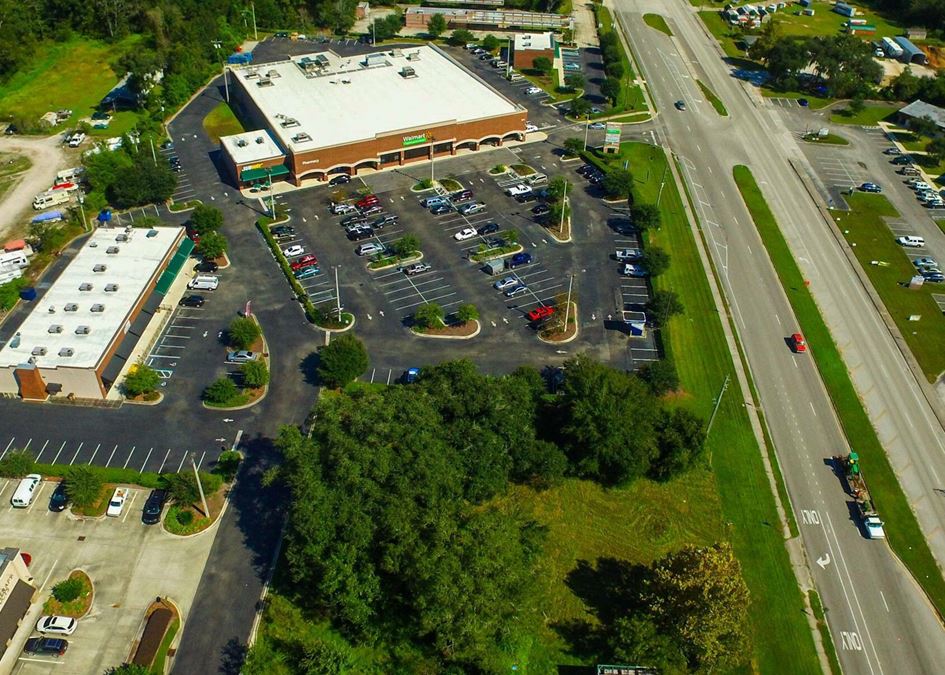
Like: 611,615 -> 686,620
393,235 -> 420,257
414,303 -> 444,329
241,360 -> 270,388
176,509 -> 194,526
123,363 -> 160,397
189,204 -> 224,235
63,466 -> 104,508
214,451 -> 242,481
204,377 -> 240,405
317,334 -> 369,388
532,56 -> 552,73
0,450 -> 36,478
447,29 -> 475,46
602,168 -> 634,199
456,303 -> 479,324
0,278 -> 27,311
229,317 -> 261,350
197,231 -> 228,260
563,137 -> 584,157
52,577 -> 84,603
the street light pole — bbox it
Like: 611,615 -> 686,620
558,179 -> 568,233
267,168 -> 276,217
430,137 -> 436,185
334,265 -> 342,318
251,1 -> 258,41
583,114 -> 589,150
222,62 -> 229,102
563,273 -> 573,329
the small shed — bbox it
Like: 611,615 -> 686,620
482,258 -> 506,275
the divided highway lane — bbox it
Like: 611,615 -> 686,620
613,1 -> 945,672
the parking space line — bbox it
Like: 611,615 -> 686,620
22,438 -> 31,452
106,444 -> 118,467
139,447 -> 153,473
25,482 -> 46,512
87,443 -> 100,465
51,441 -> 66,464
34,439 -> 49,462
69,442 -> 84,465
0,437 -> 13,460
121,490 -> 138,522
177,453 -> 187,472
158,448 -> 172,474
123,446 -> 136,469
196,450 -> 206,470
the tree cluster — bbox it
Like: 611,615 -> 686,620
266,357 -> 711,670
883,68 -> 945,108
580,543 -> 751,672
81,136 -> 176,209
751,31 -> 882,98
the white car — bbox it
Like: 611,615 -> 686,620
525,123 -> 539,133
505,284 -> 529,297
454,227 -> 478,241
36,616 -> 77,636
356,242 -> 385,256
283,245 -> 304,257
106,487 -> 128,517
493,276 -> 519,291
525,86 -> 542,95
330,203 -> 357,215
506,184 -> 532,197
616,248 -> 643,261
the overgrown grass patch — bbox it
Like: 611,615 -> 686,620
0,37 -> 140,129
733,165 -> 945,618
202,101 -> 245,143
833,193 -> 945,380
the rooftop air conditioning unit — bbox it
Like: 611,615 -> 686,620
79,283 -> 93,291
106,246 -> 119,254
105,283 -> 119,292
75,326 -> 90,335
58,348 -> 74,357
90,304 -> 105,313
48,325 -> 63,334
31,347 -> 47,356
116,234 -> 128,242
64,303 -> 78,312
236,139 -> 248,147
256,137 -> 265,144
93,264 -> 106,272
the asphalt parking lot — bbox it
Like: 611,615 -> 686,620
0,478 -> 217,674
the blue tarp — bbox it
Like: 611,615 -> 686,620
31,210 -> 64,223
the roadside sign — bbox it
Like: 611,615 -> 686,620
604,123 -> 621,153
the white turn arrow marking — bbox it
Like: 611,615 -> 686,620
816,553 -> 831,569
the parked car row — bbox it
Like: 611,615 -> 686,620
10,475 -> 169,524
576,163 -> 605,185
906,178 -> 944,209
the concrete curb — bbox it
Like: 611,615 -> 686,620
124,392 -> 164,406
538,304 -> 579,344
160,485 -> 232,540
316,313 -> 356,334
367,251 -> 423,272
411,319 -> 481,340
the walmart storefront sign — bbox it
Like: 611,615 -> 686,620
402,133 -> 428,147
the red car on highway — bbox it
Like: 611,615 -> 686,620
790,333 -> 807,353
291,254 -> 318,271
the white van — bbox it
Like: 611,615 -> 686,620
11,474 -> 42,508
188,275 -> 219,291
33,191 -> 70,210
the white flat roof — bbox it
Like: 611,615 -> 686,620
232,45 -> 523,153
0,227 -> 181,370
221,130 -> 285,165
515,32 -> 554,51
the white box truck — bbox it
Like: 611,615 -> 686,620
33,191 -> 70,210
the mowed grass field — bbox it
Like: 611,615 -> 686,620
0,37 -> 138,131
835,193 -> 945,380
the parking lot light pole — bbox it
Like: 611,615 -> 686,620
251,1 -> 258,41
559,180 -> 568,233
334,265 -> 342,318
563,273 -> 573,329
430,136 -> 436,185
583,114 -> 590,150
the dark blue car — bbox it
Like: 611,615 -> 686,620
508,252 -> 532,268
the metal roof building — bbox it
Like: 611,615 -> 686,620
897,100 -> 945,131
892,36 -> 928,64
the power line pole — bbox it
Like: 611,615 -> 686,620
558,179 -> 568,234
583,114 -> 590,150
191,453 -> 209,517
334,265 -> 342,318
251,1 -> 258,41
149,137 -> 157,165
563,273 -> 573,329
706,375 -> 731,436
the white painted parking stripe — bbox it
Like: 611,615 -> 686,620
51,441 -> 66,464
106,444 -> 118,467
69,442 -> 84,465
177,452 -> 187,472
196,450 -> 206,470
123,446 -> 136,469
22,438 -> 31,451
121,490 -> 137,522
0,437 -> 14,460
87,443 -> 100,465
158,448 -> 171,474
35,439 -> 49,462
140,447 -> 153,473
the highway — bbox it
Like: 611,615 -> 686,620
610,0 -> 945,671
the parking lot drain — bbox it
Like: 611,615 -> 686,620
78,536 -> 86,541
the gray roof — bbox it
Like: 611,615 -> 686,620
899,100 -> 945,129
893,36 -> 924,57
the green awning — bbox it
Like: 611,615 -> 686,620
155,237 -> 195,295
240,164 -> 290,182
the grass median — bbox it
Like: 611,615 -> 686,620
733,165 -> 945,616
643,13 -> 673,37
697,80 -> 728,116
630,143 -> 820,673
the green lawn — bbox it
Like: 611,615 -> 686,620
697,80 -> 728,116
733,165 -> 945,618
830,103 -> 901,125
202,101 -> 245,143
833,193 -> 945,380
889,129 -> 927,151
0,37 -> 140,131
762,87 -> 833,109
643,13 -> 673,37
765,1 -> 902,40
